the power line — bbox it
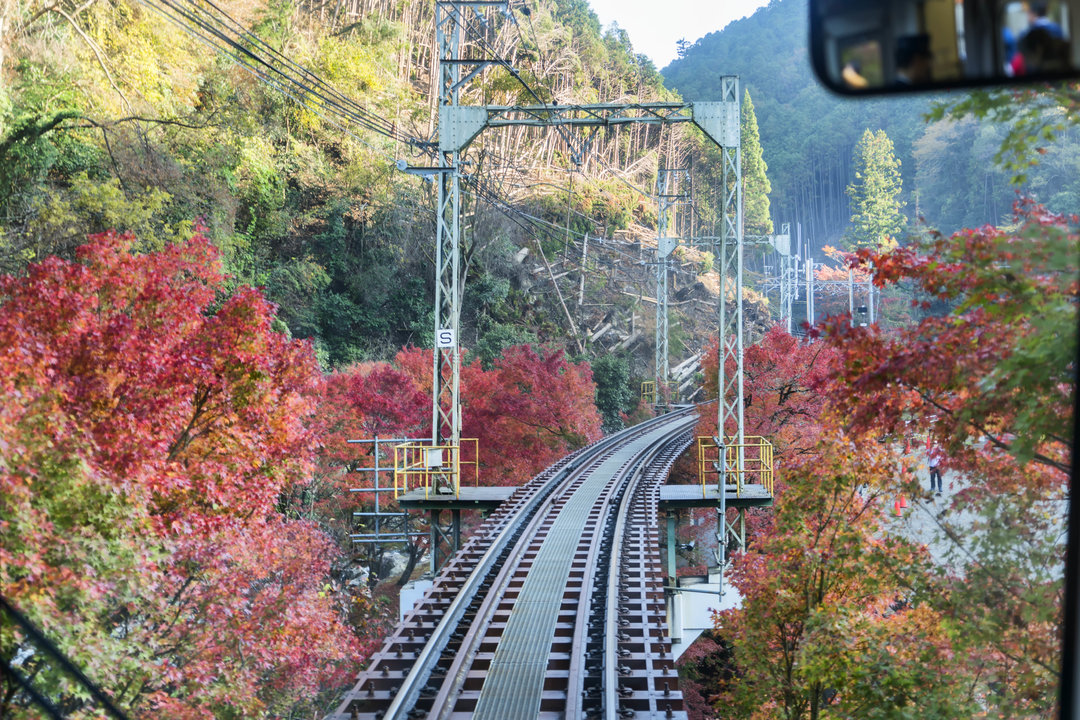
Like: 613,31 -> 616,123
455,11 -> 605,181
463,172 -> 660,270
197,0 -> 406,139
506,10 -> 664,197
136,0 -> 420,155
442,7 -> 600,235
1,595 -> 134,720
144,0 -> 686,273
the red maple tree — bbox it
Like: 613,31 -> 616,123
0,230 -> 360,719
697,324 -> 838,456
814,202 -> 1074,711
392,344 -> 603,487
705,203 -> 1074,718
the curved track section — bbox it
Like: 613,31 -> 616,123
329,411 -> 695,720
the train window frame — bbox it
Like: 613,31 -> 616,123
809,0 -> 1080,95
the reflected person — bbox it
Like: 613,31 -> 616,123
895,34 -> 933,85
842,60 -> 870,89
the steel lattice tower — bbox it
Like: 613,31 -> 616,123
432,2 -> 509,478
428,54 -> 746,579
654,167 -> 678,398
713,76 -> 743,590
433,2 -> 463,461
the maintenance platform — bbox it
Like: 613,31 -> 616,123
396,482 -> 773,512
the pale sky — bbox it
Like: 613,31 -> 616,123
586,0 -> 772,69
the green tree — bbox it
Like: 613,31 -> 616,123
663,0 -> 933,243
844,128 -> 906,249
741,88 -> 772,237
591,353 -> 634,432
928,83 -> 1080,185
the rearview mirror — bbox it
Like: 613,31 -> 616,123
809,0 -> 1080,93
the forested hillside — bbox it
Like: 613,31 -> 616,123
663,0 -> 1080,246
0,0 -> 729,372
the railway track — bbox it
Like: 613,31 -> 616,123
330,410 -> 696,720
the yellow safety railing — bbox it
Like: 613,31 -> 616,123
460,437 -> 479,487
696,435 -> 775,498
393,438 -> 479,500
641,380 -> 657,405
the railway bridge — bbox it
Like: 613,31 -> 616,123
329,409 -> 774,720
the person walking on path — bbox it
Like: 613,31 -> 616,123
928,445 -> 944,496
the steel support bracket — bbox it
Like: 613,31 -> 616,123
692,101 -> 740,148
440,105 -> 489,152
657,235 -> 677,258
770,231 -> 791,256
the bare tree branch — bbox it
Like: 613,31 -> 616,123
48,3 -> 134,115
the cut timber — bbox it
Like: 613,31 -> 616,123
613,330 -> 642,352
622,291 -> 657,304
589,323 -> 613,343
671,352 -> 703,376
535,241 -> 584,354
673,363 -> 700,384
624,291 -> 693,307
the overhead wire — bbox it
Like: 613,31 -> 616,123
457,8 -> 596,171
487,181 -> 711,273
131,0 -> 672,308
449,14 -> 655,266
144,0 -> 611,234
465,159 -> 669,271
429,1 -> 665,228
466,5 -> 659,203
135,0 -> 421,158
444,5 -> 591,243
462,172 -> 664,271
146,0 -> 676,265
463,171 -> 574,240
197,0 -> 408,140
448,5 -> 718,286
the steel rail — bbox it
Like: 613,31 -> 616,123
611,432 -> 693,719
453,410 -> 692,719
427,445 -> 604,720
471,410 -> 694,719
602,430 -> 685,720
376,411 -> 689,720
380,459 -> 573,720
329,423 -> 665,720
561,414 -> 696,719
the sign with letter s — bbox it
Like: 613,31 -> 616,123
436,328 -> 455,348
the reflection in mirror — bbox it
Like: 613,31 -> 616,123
811,0 -> 1080,91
